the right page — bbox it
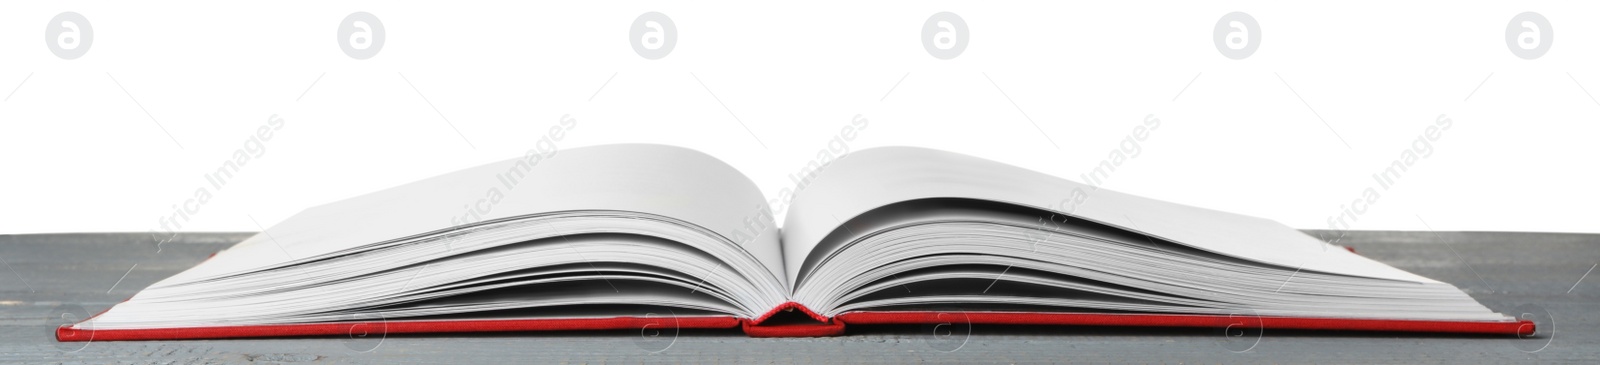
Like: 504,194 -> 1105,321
781,146 -> 1436,289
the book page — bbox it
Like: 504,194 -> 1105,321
159,144 -> 785,288
781,147 -> 1436,288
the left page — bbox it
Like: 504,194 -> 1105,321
150,143 -> 786,289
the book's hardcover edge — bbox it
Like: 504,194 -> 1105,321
57,316 -> 743,341
834,311 -> 1535,336
60,306 -> 1532,341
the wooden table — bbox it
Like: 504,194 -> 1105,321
2,231 -> 1596,364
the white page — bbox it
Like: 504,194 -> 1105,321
159,144 -> 784,288
782,147 -> 1436,287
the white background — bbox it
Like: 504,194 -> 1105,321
1,1 -> 1596,235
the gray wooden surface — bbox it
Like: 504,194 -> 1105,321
2,231 -> 1596,364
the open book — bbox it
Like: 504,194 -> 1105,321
59,144 -> 1530,341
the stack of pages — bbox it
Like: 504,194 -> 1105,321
59,144 -> 1529,341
